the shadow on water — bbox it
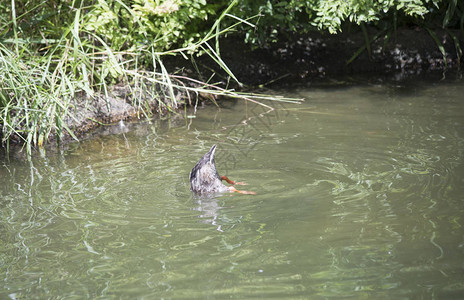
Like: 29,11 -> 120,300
1,77 -> 464,298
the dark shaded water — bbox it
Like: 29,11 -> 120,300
1,78 -> 464,299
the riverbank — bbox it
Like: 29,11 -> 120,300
2,27 -> 463,152
72,27 -> 464,139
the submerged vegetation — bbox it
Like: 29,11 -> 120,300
1,0 -> 463,154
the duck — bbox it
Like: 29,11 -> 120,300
189,144 -> 255,195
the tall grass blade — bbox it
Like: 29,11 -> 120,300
156,54 -> 177,109
446,29 -> 462,68
360,23 -> 372,59
443,0 -> 457,28
347,28 -> 388,65
202,42 -> 242,86
10,0 -> 18,54
201,0 -> 238,44
425,27 -> 448,68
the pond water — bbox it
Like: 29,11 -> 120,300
1,77 -> 464,299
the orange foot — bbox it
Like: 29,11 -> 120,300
233,181 -> 247,186
220,175 -> 235,185
220,175 -> 247,186
221,176 -> 255,194
229,186 -> 256,195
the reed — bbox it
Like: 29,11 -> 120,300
0,1 -> 300,155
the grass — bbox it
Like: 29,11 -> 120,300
0,43 -> 79,153
0,1 -> 302,156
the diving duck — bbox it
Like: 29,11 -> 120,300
189,144 -> 255,195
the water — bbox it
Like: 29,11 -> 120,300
1,78 -> 464,299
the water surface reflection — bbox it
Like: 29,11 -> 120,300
1,79 -> 464,298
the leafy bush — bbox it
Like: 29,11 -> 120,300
84,0 -> 220,52
225,0 -> 458,43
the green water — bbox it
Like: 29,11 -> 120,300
1,79 -> 464,299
